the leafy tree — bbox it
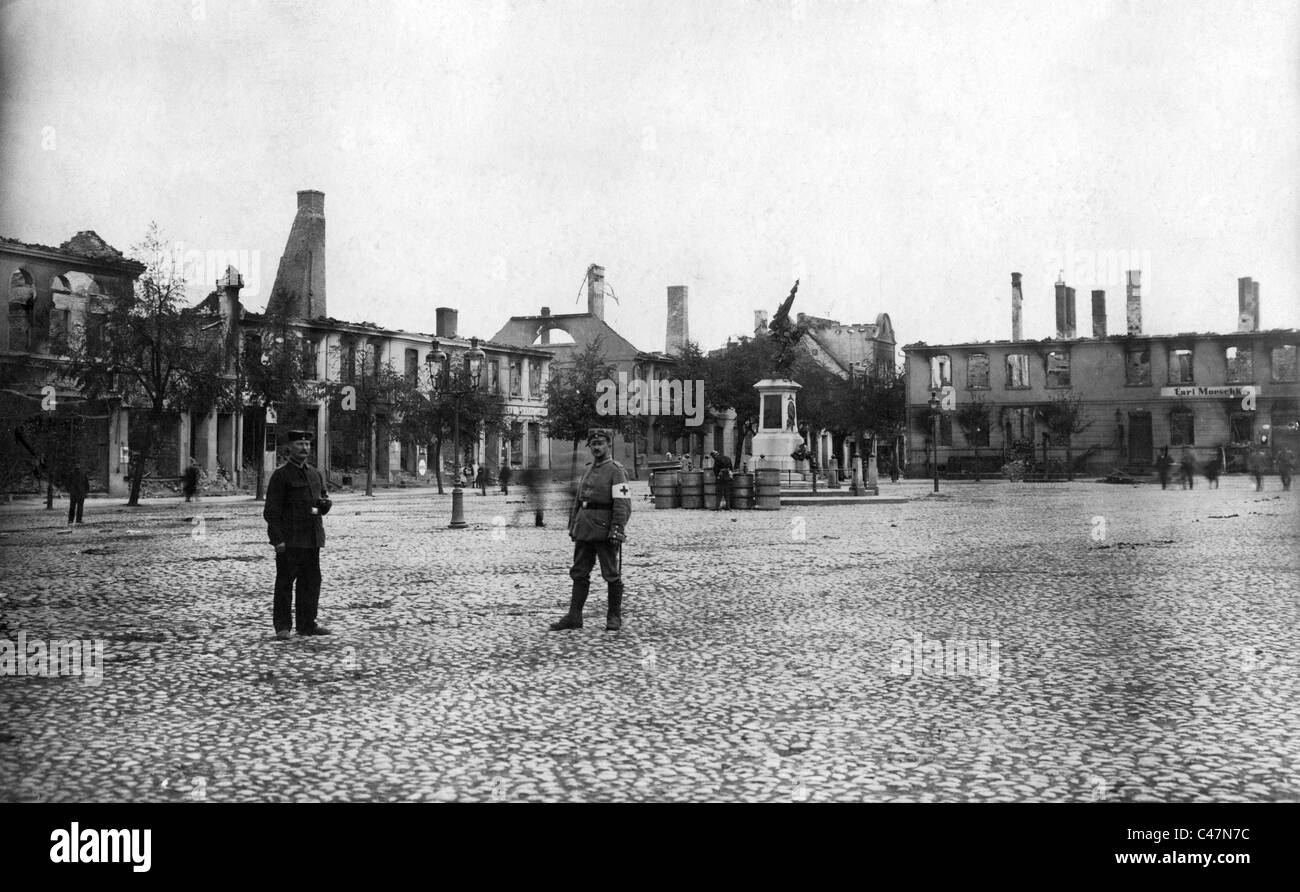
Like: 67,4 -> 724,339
704,334 -> 777,464
654,340 -> 706,466
1038,391 -> 1092,480
824,365 -> 908,481
544,337 -> 615,478
392,356 -> 504,494
956,395 -> 992,482
66,223 -> 229,505
239,292 -> 322,499
321,342 -> 415,496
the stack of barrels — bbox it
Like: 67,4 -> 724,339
651,469 -> 679,509
754,468 -> 781,510
650,468 -> 770,509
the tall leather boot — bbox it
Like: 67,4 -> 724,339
605,581 -> 624,631
549,579 -> 589,631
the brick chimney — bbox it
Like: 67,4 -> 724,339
1054,275 -> 1076,338
539,306 -> 550,346
267,190 -> 326,319
1011,272 -> 1023,341
1091,290 -> 1106,338
666,285 -> 689,355
1126,270 -> 1142,334
217,265 -> 243,322
435,307 -> 458,339
587,265 -> 605,319
1237,277 -> 1260,332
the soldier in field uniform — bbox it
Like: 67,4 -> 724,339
550,428 -> 632,632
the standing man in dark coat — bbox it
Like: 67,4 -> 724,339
264,430 -> 332,641
65,462 -> 89,525
1278,448 -> 1294,491
182,457 -> 200,502
550,429 -> 631,632
710,449 -> 734,510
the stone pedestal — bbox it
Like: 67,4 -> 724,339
751,379 -> 804,472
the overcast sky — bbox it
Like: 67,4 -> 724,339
2,0 -> 1296,355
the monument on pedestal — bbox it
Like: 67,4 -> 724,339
752,280 -> 811,473
751,378 -> 804,471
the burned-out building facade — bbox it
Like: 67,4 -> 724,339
492,265 -> 735,474
904,271 -> 1300,477
2,233 -> 145,497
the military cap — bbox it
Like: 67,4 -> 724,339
586,428 -> 614,444
286,429 -> 315,442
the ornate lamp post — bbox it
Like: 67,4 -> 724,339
428,336 -> 485,529
928,389 -> 941,493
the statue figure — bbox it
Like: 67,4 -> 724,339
768,279 -> 809,378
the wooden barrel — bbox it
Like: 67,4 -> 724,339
703,474 -> 718,509
754,468 -> 781,510
679,471 -> 705,509
652,471 -> 679,509
731,473 -> 754,509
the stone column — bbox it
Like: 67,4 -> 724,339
201,411 -> 218,474
108,405 -> 130,498
177,412 -> 192,478
316,400 -> 330,476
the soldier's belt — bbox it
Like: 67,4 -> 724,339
578,501 -> 612,509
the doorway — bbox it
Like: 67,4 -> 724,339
1128,412 -> 1153,466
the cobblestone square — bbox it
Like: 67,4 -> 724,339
1,478 -> 1297,802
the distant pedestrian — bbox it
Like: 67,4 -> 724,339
890,459 -> 900,484
1278,448 -> 1294,492
514,467 -> 546,527
474,465 -> 487,495
64,462 -> 89,525
1203,454 -> 1221,489
499,464 -> 513,495
264,430 -> 333,641
1156,448 -> 1173,489
710,449 -> 734,510
182,458 -> 200,502
1179,448 -> 1197,489
1248,445 -> 1268,491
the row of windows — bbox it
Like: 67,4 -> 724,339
927,407 -> 1289,448
929,344 -> 1299,390
244,336 -> 545,398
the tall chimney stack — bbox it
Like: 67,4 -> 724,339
1011,272 -> 1023,341
1091,290 -> 1106,338
1237,277 -> 1260,332
587,265 -> 605,319
1054,275 -> 1076,338
435,307 -> 458,339
1126,270 -> 1142,334
539,307 -> 550,346
267,189 -> 327,319
666,286 -> 689,355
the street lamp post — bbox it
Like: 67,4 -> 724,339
928,390 -> 941,493
428,336 -> 485,529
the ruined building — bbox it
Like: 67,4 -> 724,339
903,272 -> 1300,477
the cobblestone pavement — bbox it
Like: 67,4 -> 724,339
1,476 -> 1297,803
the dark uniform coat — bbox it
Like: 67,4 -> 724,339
264,460 -> 329,548
569,458 -> 632,542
